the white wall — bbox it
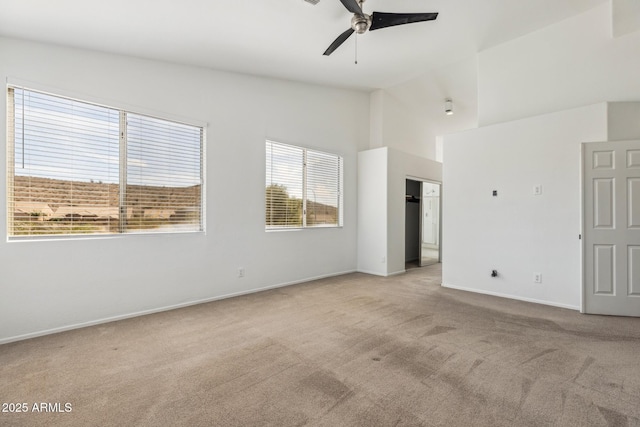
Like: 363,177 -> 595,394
367,1 -> 640,310
357,148 -> 388,275
478,2 -> 640,126
612,0 -> 640,37
439,2 -> 640,310
369,57 -> 478,161
0,37 -> 370,343
388,149 -> 442,275
442,104 -> 609,309
369,1 -> 640,160
357,147 -> 442,276
369,90 -> 385,150
608,102 -> 640,140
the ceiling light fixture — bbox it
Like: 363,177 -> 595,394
445,99 -> 453,115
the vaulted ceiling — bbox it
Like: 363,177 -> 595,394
0,0 -> 607,90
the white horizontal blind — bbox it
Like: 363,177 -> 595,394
8,87 -> 120,236
265,140 -> 342,229
265,141 -> 304,228
125,113 -> 203,233
7,87 -> 203,238
306,149 -> 342,227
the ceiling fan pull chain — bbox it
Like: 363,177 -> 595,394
355,33 -> 358,65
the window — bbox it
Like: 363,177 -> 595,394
7,87 -> 203,238
265,140 -> 343,229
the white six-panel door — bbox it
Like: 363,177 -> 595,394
583,141 -> 640,316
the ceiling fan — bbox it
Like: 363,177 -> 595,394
323,0 -> 438,56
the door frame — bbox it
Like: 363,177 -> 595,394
581,140 -> 640,315
578,142 -> 588,314
407,175 -> 442,267
580,143 -> 586,313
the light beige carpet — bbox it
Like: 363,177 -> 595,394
1,264 -> 640,426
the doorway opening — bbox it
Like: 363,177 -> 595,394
406,179 -> 441,270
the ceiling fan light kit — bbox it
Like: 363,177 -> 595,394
323,0 -> 438,56
445,99 -> 453,115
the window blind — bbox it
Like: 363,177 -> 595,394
7,87 -> 203,238
265,140 -> 342,229
8,88 -> 120,236
265,141 -> 304,228
125,113 -> 203,233
306,149 -> 343,227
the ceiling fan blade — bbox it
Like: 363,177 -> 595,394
339,0 -> 363,15
369,12 -> 438,31
323,28 -> 355,56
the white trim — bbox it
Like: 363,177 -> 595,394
387,269 -> 406,277
355,268 -> 406,277
357,269 -> 387,276
405,177 -> 442,267
201,126 -> 207,234
580,142 -> 587,313
441,282 -> 580,311
7,230 -> 206,244
265,139 -> 343,230
406,175 -> 441,186
0,270 -> 357,345
6,77 -> 209,129
5,86 -> 206,240
265,137 -> 343,160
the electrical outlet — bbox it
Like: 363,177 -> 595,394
533,185 -> 543,195
381,256 -> 386,263
533,273 -> 542,283
238,268 -> 245,278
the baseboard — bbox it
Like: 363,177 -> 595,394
356,269 -> 406,277
441,283 -> 580,311
386,269 -> 406,277
356,269 -> 387,277
0,269 -> 357,345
